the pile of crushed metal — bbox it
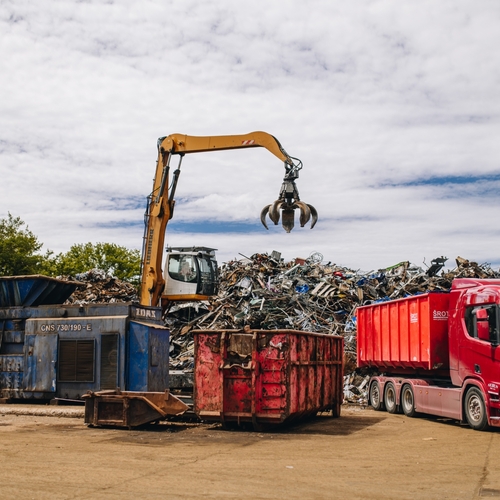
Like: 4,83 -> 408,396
166,253 -> 500,404
62,269 -> 138,305
58,256 -> 500,405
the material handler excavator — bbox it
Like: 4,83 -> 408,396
140,131 -> 318,308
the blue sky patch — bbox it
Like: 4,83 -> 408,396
379,173 -> 500,188
399,173 -> 500,187
168,220 -> 264,233
94,220 -> 144,229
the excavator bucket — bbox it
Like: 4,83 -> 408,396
83,390 -> 189,428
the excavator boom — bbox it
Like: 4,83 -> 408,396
159,132 -> 295,164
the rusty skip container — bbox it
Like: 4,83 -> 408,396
193,329 -> 343,429
357,292 -> 450,372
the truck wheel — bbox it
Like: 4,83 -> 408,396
464,387 -> 488,431
401,384 -> 417,417
369,381 -> 384,411
384,382 -> 398,414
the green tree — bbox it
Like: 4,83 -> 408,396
0,213 -> 48,275
53,242 -> 141,282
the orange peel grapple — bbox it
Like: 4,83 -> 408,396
260,159 -> 318,233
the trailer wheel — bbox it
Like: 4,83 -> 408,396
369,381 -> 384,411
464,387 -> 488,431
384,382 -> 398,414
400,384 -> 417,417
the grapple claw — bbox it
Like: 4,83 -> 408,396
260,159 -> 318,232
269,200 -> 283,225
281,208 -> 295,233
260,205 -> 271,230
307,204 -> 318,229
293,201 -> 311,227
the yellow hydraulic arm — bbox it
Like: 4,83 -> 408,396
140,131 -> 317,307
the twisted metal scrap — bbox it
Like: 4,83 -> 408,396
164,254 -> 500,399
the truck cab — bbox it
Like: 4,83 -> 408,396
449,279 -> 500,413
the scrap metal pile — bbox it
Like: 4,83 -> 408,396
63,269 -> 138,304
59,255 -> 500,405
166,253 -> 500,404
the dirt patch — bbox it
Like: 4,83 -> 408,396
1,406 -> 500,499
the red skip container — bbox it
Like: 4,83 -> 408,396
357,292 -> 450,372
193,329 -> 343,430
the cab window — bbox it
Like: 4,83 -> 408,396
168,255 -> 197,283
464,305 -> 499,343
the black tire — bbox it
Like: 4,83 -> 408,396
369,380 -> 384,411
400,384 -> 417,417
464,387 -> 488,431
384,382 -> 398,414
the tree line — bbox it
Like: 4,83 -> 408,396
0,213 -> 141,282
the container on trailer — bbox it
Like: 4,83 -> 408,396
357,292 -> 450,372
193,329 -> 343,429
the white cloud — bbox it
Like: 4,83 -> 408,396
1,0 -> 500,274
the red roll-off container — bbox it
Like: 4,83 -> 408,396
193,329 -> 343,429
357,293 -> 450,372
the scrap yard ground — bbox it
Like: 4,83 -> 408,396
1,405 -> 500,500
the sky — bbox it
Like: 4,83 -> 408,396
1,0 -> 500,274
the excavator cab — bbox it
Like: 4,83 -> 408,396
162,247 -> 218,304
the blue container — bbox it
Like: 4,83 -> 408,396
0,290 -> 170,401
0,275 -> 80,307
127,322 -> 170,392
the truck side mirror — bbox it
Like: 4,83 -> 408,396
477,321 -> 490,341
474,307 -> 497,343
476,308 -> 488,320
475,309 -> 498,345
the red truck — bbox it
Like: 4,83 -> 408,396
357,278 -> 500,430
